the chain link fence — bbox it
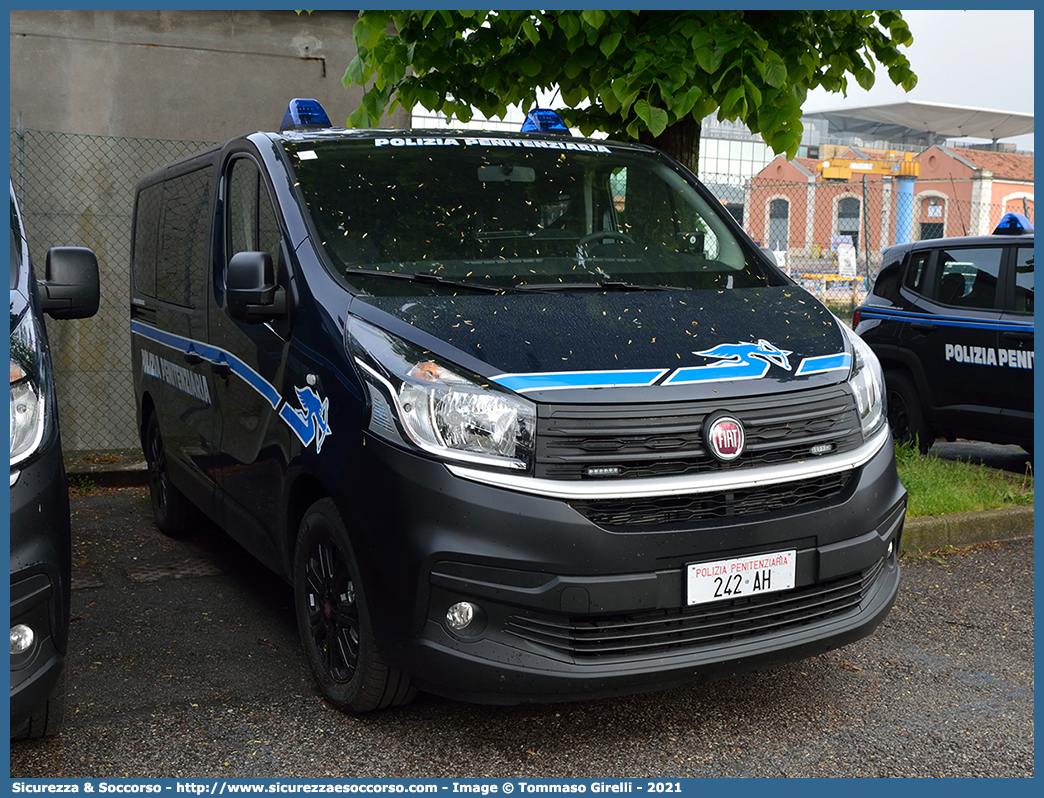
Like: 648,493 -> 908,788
10,128 -> 1032,455
11,128 -> 216,452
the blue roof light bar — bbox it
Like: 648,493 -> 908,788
993,212 -> 1033,235
521,108 -> 571,136
280,98 -> 332,132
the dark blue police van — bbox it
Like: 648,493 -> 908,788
129,100 -> 906,712
11,183 -> 100,738
855,214 -> 1034,453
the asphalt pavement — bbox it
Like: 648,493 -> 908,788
9,485 -> 1034,779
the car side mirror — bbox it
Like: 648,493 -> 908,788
227,251 -> 286,323
39,247 -> 100,319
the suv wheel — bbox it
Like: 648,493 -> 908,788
885,370 -> 933,454
144,413 -> 197,536
293,499 -> 416,713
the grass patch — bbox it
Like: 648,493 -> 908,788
67,474 -> 97,496
894,441 -> 1034,517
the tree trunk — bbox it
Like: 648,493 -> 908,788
638,116 -> 702,176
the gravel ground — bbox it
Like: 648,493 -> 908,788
9,487 -> 1034,779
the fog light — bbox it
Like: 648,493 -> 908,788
11,624 -> 35,655
446,602 -> 476,631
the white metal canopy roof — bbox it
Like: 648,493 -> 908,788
803,101 -> 1034,144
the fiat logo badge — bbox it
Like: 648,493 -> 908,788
706,415 -> 745,462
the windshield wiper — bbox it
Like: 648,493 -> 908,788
344,268 -> 504,294
512,280 -> 683,293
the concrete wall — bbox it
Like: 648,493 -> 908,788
10,9 -> 411,139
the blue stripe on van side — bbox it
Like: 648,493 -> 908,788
131,320 -> 282,408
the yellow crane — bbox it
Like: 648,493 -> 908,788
816,150 -> 920,181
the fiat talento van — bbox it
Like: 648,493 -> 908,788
130,100 -> 906,712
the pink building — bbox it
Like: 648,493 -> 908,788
914,146 -> 1034,237
746,146 -> 1034,263
747,149 -> 891,258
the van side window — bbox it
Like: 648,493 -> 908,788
156,168 -> 213,308
902,252 -> 929,296
134,169 -> 212,307
132,182 -> 163,298
930,247 -> 1002,309
228,159 -> 281,281
1014,246 -> 1034,314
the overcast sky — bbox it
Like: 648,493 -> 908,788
803,9 -> 1034,150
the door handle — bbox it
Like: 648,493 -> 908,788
184,352 -> 203,366
210,360 -> 232,377
910,322 -> 937,332
1002,330 -> 1034,342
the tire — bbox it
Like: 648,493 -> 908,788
12,669 -> 66,740
144,413 -> 197,536
293,498 -> 416,713
884,370 -> 934,454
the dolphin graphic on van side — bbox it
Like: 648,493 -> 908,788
279,385 -> 332,453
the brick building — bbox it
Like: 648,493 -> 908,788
746,145 -> 1034,265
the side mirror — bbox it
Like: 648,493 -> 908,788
40,247 -> 100,319
227,251 -> 286,323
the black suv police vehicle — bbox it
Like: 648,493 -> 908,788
10,182 -> 100,738
130,100 -> 905,712
855,213 -> 1034,454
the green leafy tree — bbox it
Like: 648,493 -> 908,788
341,9 -> 916,172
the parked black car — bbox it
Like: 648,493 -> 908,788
10,183 -> 99,739
855,213 -> 1033,453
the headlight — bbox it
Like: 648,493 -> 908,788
348,319 -> 535,471
845,325 -> 885,440
10,309 -> 47,467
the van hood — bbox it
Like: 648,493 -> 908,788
353,287 -> 853,402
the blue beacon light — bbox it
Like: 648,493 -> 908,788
520,108 -> 571,135
993,212 -> 1034,235
280,98 -> 332,132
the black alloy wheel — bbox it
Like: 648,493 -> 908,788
303,533 -> 360,685
293,499 -> 416,713
144,413 -> 195,535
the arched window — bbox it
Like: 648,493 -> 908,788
768,199 -> 789,250
918,196 -> 945,240
838,197 -> 860,251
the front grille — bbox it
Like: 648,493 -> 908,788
535,384 -> 861,481
571,472 -> 852,529
505,559 -> 883,660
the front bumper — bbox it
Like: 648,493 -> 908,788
340,429 -> 906,705
10,441 -> 71,733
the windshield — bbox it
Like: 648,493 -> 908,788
284,136 -> 782,294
